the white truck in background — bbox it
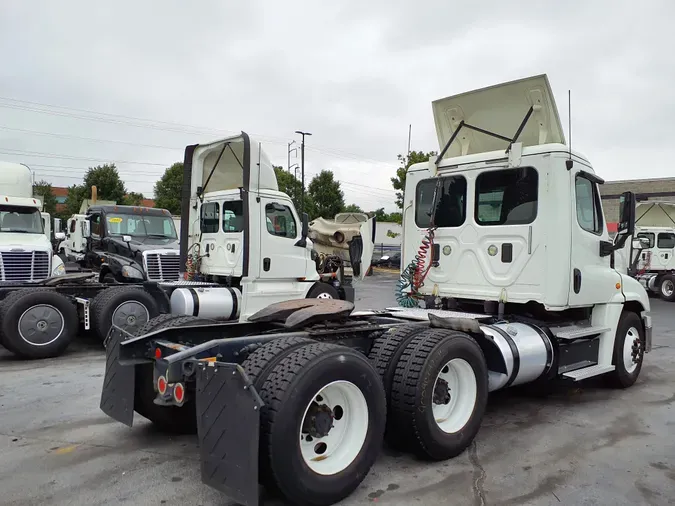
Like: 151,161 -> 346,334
0,161 -> 66,282
620,201 -> 675,301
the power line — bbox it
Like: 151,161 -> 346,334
0,148 -> 169,166
0,95 -> 400,168
0,125 -> 183,151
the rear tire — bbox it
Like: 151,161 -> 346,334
367,324 -> 423,442
133,315 -> 214,434
91,286 -> 160,341
0,289 -> 78,359
389,329 -> 488,460
607,311 -> 644,388
659,274 -> 675,302
306,283 -> 339,299
257,342 -> 386,506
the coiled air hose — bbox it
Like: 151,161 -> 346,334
395,178 -> 442,308
395,228 -> 436,308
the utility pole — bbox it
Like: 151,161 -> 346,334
407,124 -> 412,156
294,130 -> 312,213
287,140 -> 297,172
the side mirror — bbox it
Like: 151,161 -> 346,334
55,232 -> 66,241
82,221 -> 91,238
123,235 -> 132,243
632,237 -> 650,250
601,191 -> 635,257
295,212 -> 309,248
54,218 -> 62,234
617,191 -> 636,238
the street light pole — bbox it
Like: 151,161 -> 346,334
287,140 -> 297,172
294,130 -> 312,213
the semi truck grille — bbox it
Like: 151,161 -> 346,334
0,251 -> 50,282
145,252 -> 181,281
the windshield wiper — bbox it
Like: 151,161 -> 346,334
1,230 -> 37,234
146,234 -> 172,238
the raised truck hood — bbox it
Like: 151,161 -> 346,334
309,217 -> 376,280
432,74 -> 566,161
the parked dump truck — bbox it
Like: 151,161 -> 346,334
99,75 -> 651,506
1,139 -> 371,360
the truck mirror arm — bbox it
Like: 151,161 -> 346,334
295,212 -> 309,248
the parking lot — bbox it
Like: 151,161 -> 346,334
1,271 -> 674,506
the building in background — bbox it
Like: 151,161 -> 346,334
601,177 -> 675,233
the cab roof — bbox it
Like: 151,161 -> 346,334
87,204 -> 171,217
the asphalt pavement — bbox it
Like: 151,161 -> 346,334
1,271 -> 674,506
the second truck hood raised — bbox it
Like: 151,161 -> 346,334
106,236 -> 179,261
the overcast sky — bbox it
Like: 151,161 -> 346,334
0,0 -> 672,212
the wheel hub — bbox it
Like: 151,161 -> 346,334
433,377 -> 452,405
36,320 -> 48,332
631,338 -> 642,363
303,403 -> 334,438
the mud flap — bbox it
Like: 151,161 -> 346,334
196,362 -> 264,506
100,327 -> 136,426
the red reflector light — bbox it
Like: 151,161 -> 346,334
174,383 -> 185,403
157,376 -> 167,395
154,348 -> 162,359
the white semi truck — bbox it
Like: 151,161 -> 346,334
99,75 -> 651,506
0,162 -> 65,282
620,201 -> 675,301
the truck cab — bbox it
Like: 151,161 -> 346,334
0,162 -> 65,282
400,75 -> 650,380
63,205 -> 181,283
176,133 -> 374,320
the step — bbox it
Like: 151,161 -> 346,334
553,325 -> 611,340
562,364 -> 615,381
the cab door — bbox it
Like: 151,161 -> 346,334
567,170 -> 620,306
258,197 -> 308,279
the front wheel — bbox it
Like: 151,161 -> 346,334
607,311 -> 645,388
258,342 -> 386,506
306,282 -> 339,300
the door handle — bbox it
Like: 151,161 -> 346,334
263,258 -> 271,271
573,268 -> 582,294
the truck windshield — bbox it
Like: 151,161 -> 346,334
0,205 -> 44,234
105,214 -> 177,239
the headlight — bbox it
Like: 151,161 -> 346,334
52,263 -> 66,276
121,265 -> 145,280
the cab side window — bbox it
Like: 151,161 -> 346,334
200,203 -> 220,233
574,175 -> 603,235
222,200 -> 244,232
90,214 -> 102,237
657,232 -> 675,249
475,167 -> 538,225
265,203 -> 297,238
69,219 -> 76,234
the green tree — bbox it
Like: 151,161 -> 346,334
124,192 -> 145,206
154,162 -> 184,214
83,164 -> 127,203
32,180 -> 58,216
307,170 -> 345,220
343,203 -> 364,213
391,150 -> 437,209
274,166 -> 303,211
64,184 -> 89,216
